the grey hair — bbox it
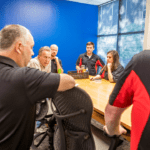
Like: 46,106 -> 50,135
38,46 -> 51,55
0,24 -> 31,50
50,44 -> 58,50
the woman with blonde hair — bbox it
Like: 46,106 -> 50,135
90,50 -> 124,83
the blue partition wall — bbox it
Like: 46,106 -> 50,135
97,0 -> 146,67
0,0 -> 98,73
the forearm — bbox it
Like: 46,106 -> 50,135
107,68 -> 114,82
59,67 -> 64,73
105,113 -> 121,135
57,74 -> 75,91
94,75 -> 101,79
56,60 -> 63,73
104,104 -> 126,135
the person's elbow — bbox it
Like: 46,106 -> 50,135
57,74 -> 75,91
66,76 -> 75,89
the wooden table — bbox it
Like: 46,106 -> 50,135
75,78 -> 132,141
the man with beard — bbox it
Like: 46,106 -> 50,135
50,44 -> 63,73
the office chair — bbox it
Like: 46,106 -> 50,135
31,86 -> 95,150
103,131 -> 124,150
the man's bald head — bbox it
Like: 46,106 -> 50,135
0,24 -> 32,50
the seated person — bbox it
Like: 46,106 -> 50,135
90,50 -> 124,83
76,41 -> 104,75
28,46 -> 51,131
28,46 -> 51,73
50,44 -> 63,73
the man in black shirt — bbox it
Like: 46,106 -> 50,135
76,42 -> 104,75
0,24 -> 75,150
50,44 -> 63,73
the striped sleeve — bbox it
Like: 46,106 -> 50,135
109,58 -> 133,108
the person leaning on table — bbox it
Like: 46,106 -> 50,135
0,24 -> 75,150
90,50 -> 124,83
103,50 -> 150,150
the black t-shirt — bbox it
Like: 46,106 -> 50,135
0,56 -> 60,150
76,52 -> 104,75
109,50 -> 150,150
51,58 -> 63,73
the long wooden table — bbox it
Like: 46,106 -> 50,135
75,78 -> 132,141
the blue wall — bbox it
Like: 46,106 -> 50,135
0,0 -> 98,73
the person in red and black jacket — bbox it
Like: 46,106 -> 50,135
90,50 -> 124,83
76,41 -> 104,76
103,50 -> 150,150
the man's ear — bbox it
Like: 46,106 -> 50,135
15,41 -> 23,54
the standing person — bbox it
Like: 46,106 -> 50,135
0,24 -> 75,150
28,46 -> 51,73
76,41 -> 105,75
50,44 -> 63,73
103,50 -> 150,150
90,50 -> 124,83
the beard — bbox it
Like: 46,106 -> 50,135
51,53 -> 56,57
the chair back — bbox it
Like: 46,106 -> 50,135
52,87 -> 95,150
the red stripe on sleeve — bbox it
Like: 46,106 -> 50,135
112,71 -> 134,108
100,70 -> 105,78
79,58 -> 82,67
95,60 -> 104,74
113,70 -> 150,150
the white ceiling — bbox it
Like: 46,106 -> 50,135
67,0 -> 112,6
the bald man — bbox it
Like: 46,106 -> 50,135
50,44 -> 63,73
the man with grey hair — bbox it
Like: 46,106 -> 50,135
28,46 -> 52,132
50,44 -> 63,73
28,46 -> 51,73
0,24 -> 75,150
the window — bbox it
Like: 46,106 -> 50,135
97,0 -> 146,67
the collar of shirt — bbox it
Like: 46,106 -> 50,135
0,55 -> 19,67
35,57 -> 51,73
35,57 -> 47,69
84,52 -> 95,59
